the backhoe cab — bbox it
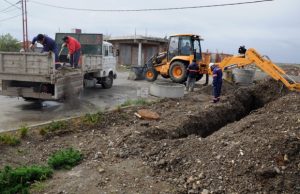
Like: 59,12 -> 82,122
144,34 -> 205,83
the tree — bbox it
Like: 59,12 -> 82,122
0,33 -> 21,52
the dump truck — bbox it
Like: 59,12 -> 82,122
144,34 -> 300,92
0,33 -> 117,101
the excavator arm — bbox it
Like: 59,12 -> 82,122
218,48 -> 300,92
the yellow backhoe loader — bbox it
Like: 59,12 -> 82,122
144,34 -> 210,84
144,34 -> 300,92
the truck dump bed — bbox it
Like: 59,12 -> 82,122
0,52 -> 83,100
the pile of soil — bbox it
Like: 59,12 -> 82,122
0,79 -> 299,194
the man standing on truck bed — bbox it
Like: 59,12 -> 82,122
62,36 -> 81,69
29,34 -> 61,69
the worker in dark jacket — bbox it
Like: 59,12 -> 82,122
210,63 -> 223,103
186,59 -> 199,92
61,36 -> 81,69
30,34 -> 61,69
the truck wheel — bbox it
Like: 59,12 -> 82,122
102,75 -> 113,89
145,68 -> 158,82
169,61 -> 187,83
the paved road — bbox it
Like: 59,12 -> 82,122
0,72 -> 153,132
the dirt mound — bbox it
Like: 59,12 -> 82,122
0,79 -> 299,194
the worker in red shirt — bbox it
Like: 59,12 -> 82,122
62,36 -> 81,68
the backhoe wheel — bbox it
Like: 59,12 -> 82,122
145,68 -> 158,82
169,61 -> 187,83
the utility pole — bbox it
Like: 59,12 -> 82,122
21,0 -> 28,51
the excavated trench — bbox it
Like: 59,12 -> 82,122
174,81 -> 289,138
143,80 -> 289,140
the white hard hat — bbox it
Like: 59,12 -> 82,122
209,63 -> 215,68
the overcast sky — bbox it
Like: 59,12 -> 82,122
0,0 -> 299,63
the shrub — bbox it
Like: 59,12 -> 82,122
18,125 -> 29,138
48,148 -> 83,170
0,165 -> 53,194
0,134 -> 20,146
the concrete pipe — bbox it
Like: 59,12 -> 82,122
233,68 -> 256,85
150,81 -> 185,98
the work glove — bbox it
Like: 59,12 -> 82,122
29,44 -> 35,51
67,54 -> 70,60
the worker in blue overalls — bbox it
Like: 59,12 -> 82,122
186,59 -> 199,92
210,63 -> 223,103
30,34 -> 61,69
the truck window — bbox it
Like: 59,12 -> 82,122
104,46 -> 109,56
109,46 -> 113,56
180,37 -> 191,56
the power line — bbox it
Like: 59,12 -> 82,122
30,0 -> 274,12
0,0 -> 21,12
2,0 -> 21,10
0,13 -> 21,22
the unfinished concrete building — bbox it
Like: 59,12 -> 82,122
108,35 -> 168,67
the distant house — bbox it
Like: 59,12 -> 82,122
108,35 -> 168,67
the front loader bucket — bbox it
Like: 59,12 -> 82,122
128,66 -> 146,80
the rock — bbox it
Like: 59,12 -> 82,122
199,172 -> 205,179
284,154 -> 289,161
215,155 -> 221,160
97,167 -> 105,173
218,176 -> 223,180
274,167 -> 281,174
187,176 -> 195,183
201,189 -> 210,194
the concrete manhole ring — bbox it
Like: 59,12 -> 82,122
150,81 -> 185,98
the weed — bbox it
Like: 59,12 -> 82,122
39,128 -> 47,136
121,98 -> 150,107
30,181 -> 46,193
0,134 -> 20,146
18,125 -> 29,138
39,120 -> 68,136
83,112 -> 102,125
0,165 -> 53,194
48,148 -> 83,170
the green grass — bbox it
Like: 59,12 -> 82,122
40,120 -> 68,136
83,112 -> 103,125
0,134 -> 20,146
121,98 -> 150,107
48,148 -> 83,170
0,165 -> 53,194
18,125 -> 29,138
30,181 -> 46,193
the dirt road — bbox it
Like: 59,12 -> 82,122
0,79 -> 299,194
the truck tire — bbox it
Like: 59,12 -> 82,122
145,68 -> 158,82
169,61 -> 187,83
102,74 -> 113,89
